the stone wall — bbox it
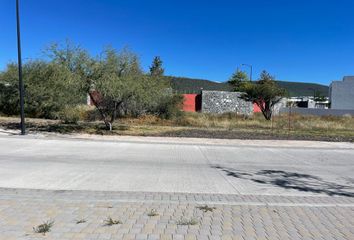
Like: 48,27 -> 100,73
201,91 -> 253,115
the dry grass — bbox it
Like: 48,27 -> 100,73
1,112 -> 353,142
33,220 -> 54,235
103,217 -> 122,226
147,209 -> 159,217
174,112 -> 354,131
176,217 -> 199,225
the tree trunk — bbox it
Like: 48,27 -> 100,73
108,100 -> 124,131
258,100 -> 272,121
88,92 -> 111,130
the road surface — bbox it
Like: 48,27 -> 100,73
0,135 -> 353,197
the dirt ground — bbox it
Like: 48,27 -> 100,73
1,115 -> 353,142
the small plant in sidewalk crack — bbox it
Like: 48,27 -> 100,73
196,205 -> 216,212
176,217 -> 199,225
147,209 -> 159,217
103,217 -> 122,226
76,218 -> 87,224
33,220 -> 54,235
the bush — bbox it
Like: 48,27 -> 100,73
0,61 -> 85,119
59,106 -> 81,124
59,105 -> 100,124
0,82 -> 19,116
155,94 -> 184,119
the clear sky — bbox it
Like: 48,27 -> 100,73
1,0 -> 354,85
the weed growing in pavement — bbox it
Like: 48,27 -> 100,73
196,205 -> 216,212
147,209 -> 159,217
76,218 -> 87,224
33,220 -> 54,235
176,217 -> 199,225
103,217 -> 122,226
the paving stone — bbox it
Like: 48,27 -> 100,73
0,189 -> 353,240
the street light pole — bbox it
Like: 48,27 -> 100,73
241,64 -> 253,81
16,0 -> 26,135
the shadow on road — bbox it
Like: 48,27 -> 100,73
212,165 -> 354,197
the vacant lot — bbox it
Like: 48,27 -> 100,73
1,112 -> 354,142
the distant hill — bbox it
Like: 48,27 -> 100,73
165,76 -> 232,93
165,76 -> 329,97
275,81 -> 329,97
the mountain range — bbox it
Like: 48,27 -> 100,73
165,76 -> 329,97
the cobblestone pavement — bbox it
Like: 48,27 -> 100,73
0,188 -> 353,240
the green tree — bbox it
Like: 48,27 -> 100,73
0,64 -> 19,116
0,82 -> 19,116
240,70 -> 286,120
1,41 -> 182,128
93,48 -> 145,130
228,70 -> 249,91
45,42 -> 175,130
45,41 -> 95,94
149,56 -> 164,77
0,60 -> 84,119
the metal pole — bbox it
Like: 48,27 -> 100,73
250,65 -> 253,81
242,64 -> 253,81
16,0 -> 26,135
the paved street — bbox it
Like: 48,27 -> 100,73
0,135 -> 353,196
0,135 -> 353,239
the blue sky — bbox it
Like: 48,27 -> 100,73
1,0 -> 354,85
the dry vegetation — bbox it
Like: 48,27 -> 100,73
1,112 -> 353,142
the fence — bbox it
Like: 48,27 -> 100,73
280,108 -> 354,117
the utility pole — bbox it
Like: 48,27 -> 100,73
241,63 -> 253,81
16,0 -> 26,135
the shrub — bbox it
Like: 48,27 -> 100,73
59,106 -> 81,124
155,94 -> 184,119
0,82 -> 19,116
0,61 -> 85,119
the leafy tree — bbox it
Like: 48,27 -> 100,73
45,43 -> 175,130
149,56 -> 164,77
228,70 -> 249,91
1,41 -> 182,129
0,64 -> 19,116
0,82 -> 19,116
240,70 -> 286,120
0,60 -> 84,118
45,41 -> 95,94
93,48 -> 145,130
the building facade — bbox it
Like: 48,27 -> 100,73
330,76 -> 354,110
181,91 -> 286,115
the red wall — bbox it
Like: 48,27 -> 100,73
253,103 -> 262,113
182,94 -> 200,112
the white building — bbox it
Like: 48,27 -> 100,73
330,76 -> 354,110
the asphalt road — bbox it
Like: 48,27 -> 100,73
0,135 -> 353,197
